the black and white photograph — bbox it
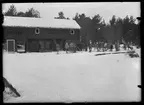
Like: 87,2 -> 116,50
2,2 -> 141,102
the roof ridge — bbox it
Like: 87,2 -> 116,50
4,16 -> 73,20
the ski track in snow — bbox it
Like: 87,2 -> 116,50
3,50 -> 141,102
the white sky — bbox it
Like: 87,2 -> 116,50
2,2 -> 140,23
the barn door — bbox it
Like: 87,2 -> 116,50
28,40 -> 39,52
7,39 -> 15,52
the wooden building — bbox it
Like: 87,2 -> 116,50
3,16 -> 81,52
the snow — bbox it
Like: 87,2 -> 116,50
3,16 -> 81,29
3,50 -> 141,102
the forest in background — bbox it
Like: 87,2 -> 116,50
3,4 -> 140,46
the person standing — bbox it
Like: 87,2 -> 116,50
65,42 -> 69,53
102,42 -> 104,52
110,43 -> 113,51
89,40 -> 92,52
122,37 -> 127,50
56,44 -> 60,54
97,42 -> 99,52
85,43 -> 87,51
94,42 -> 96,51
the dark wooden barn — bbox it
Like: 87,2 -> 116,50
3,16 -> 81,52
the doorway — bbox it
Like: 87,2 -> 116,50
7,39 -> 15,52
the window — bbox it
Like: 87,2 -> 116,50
35,28 -> 40,34
70,29 -> 75,35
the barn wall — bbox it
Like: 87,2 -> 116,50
3,26 -> 80,52
3,27 -> 26,41
3,26 -> 80,40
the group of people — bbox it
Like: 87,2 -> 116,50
95,41 -> 136,52
92,41 -> 116,52
65,41 -> 77,53
55,40 -> 136,54
87,40 -> 136,52
56,41 -> 76,54
87,41 -> 108,52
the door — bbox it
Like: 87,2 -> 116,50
7,39 -> 15,52
28,40 -> 39,52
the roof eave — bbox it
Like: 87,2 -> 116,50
3,25 -> 80,30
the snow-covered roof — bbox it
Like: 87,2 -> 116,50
3,16 -> 81,29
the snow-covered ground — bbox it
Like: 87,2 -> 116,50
3,49 -> 141,102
